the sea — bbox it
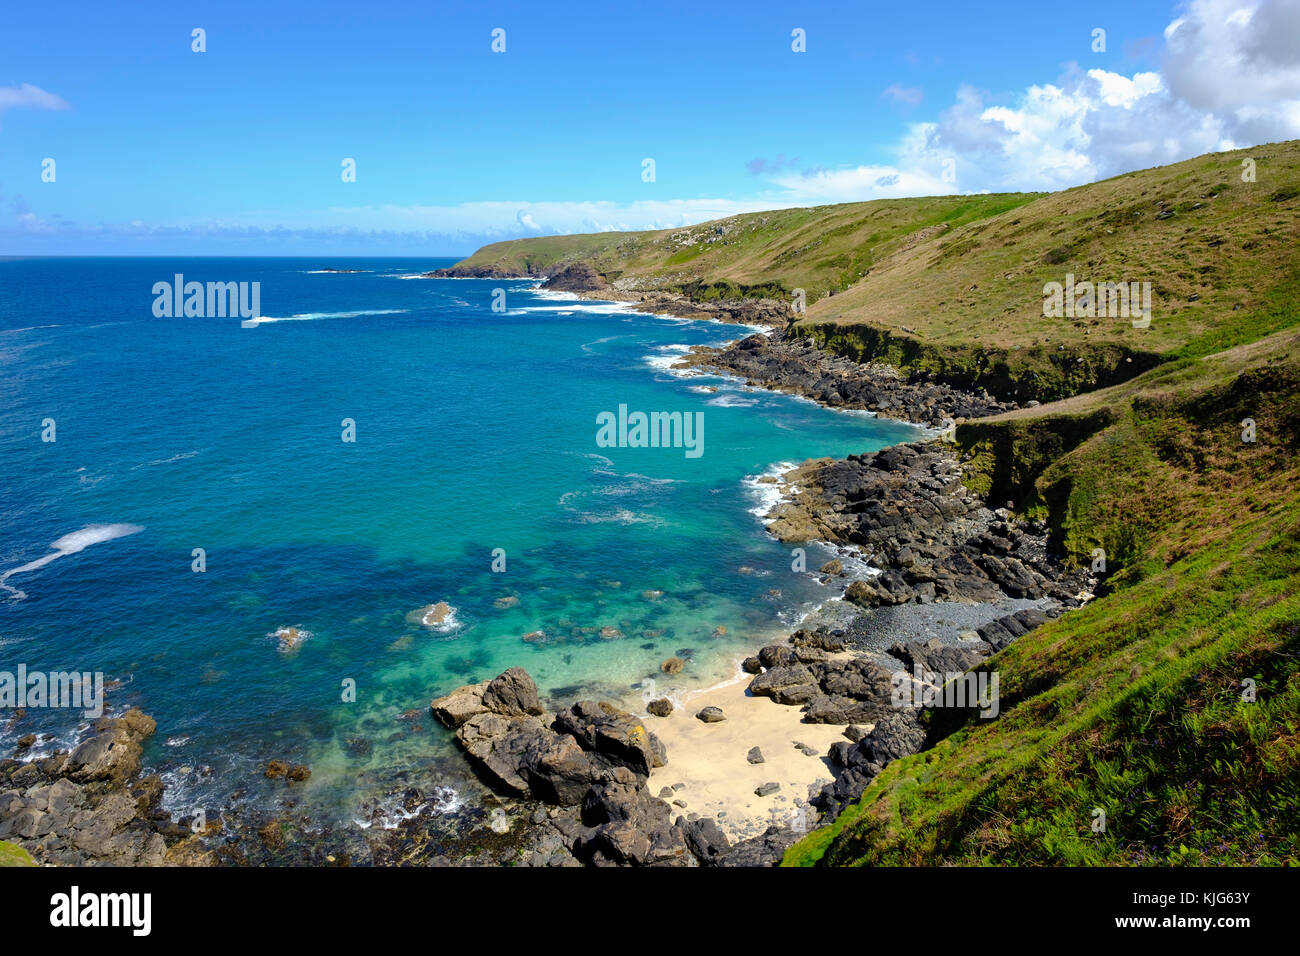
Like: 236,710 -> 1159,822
0,257 -> 919,832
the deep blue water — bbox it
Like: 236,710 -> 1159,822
0,257 -> 918,823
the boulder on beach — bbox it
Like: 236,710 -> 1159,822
696,706 -> 726,723
647,698 -> 673,718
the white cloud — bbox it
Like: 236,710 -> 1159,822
7,0 -> 1300,253
882,84 -> 924,106
0,83 -> 71,114
869,0 -> 1300,194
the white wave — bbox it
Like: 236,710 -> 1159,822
706,393 -> 759,408
570,509 -> 664,527
243,309 -> 409,325
619,472 -> 681,485
1,324 -> 61,334
520,301 -> 638,316
644,343 -> 703,378
563,451 -> 615,470
579,334 -> 627,353
353,785 -> 462,830
0,523 -> 144,600
742,463 -> 798,521
269,625 -> 312,653
302,269 -> 372,274
131,449 -> 200,470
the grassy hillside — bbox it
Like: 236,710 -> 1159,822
451,140 -> 1300,405
448,194 -> 1040,305
784,328 -> 1300,866
448,146 -> 1300,866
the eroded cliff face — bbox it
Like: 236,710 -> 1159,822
791,321 -> 1165,406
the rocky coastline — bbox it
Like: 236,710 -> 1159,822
1,293 -> 1094,869
426,261 -> 791,327
398,309 -> 1096,865
0,708 -> 210,866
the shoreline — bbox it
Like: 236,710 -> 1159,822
410,278 -> 1095,865
2,274 -> 1089,867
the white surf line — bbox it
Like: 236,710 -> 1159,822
0,523 -> 143,599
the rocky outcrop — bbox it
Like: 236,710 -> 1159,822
433,671 -> 673,812
0,708 -> 199,866
815,711 -> 927,821
540,262 -> 608,292
716,824 -> 801,867
432,667 -> 839,866
977,607 -> 1057,652
574,768 -> 691,866
677,331 -> 1016,426
765,442 -> 1091,608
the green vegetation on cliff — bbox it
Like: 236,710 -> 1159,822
447,193 -> 1040,306
450,140 -> 1299,404
448,143 -> 1300,866
0,840 -> 36,867
785,328 -> 1300,866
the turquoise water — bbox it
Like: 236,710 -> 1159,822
0,257 -> 918,823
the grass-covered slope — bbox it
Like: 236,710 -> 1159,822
447,145 -> 1300,866
785,329 -> 1300,866
448,194 -> 1040,304
450,140 -> 1299,405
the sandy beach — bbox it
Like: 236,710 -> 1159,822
640,658 -> 855,844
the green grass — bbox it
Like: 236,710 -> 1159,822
784,331 -> 1300,866
445,193 -> 1041,307
447,143 -> 1300,867
0,840 -> 36,867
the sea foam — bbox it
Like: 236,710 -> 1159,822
0,523 -> 144,600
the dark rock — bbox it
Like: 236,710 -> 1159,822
482,667 -> 545,717
679,816 -> 730,864
748,664 -> 818,705
716,825 -> 799,867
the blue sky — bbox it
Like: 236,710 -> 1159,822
2,0 -> 1297,254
